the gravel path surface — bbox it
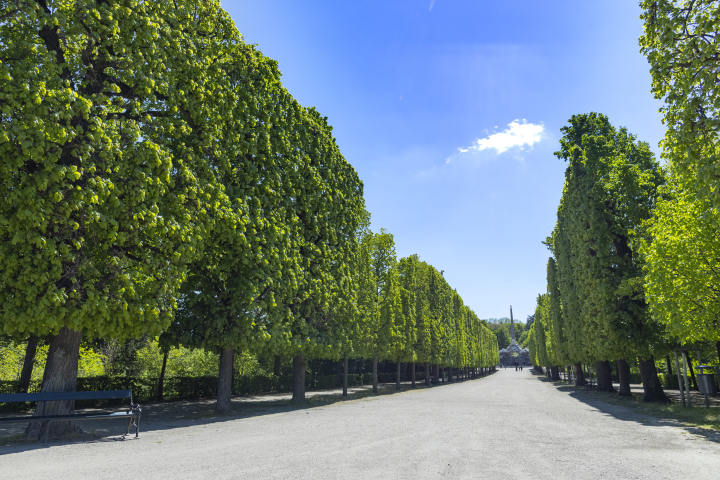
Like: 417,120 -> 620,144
2,368 -> 719,479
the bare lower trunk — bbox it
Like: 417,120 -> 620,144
433,364 -> 440,383
687,353 -> 699,390
372,355 -> 378,393
411,362 -> 416,388
25,327 -> 83,440
291,352 -> 306,404
447,366 -> 453,382
396,358 -> 401,391
343,356 -> 348,397
617,359 -> 631,396
158,350 -> 168,401
550,366 -> 560,380
19,335 -> 39,394
573,362 -> 587,386
424,362 -> 430,386
594,360 -> 615,393
216,347 -> 234,414
274,355 -> 281,377
638,356 -> 670,403
665,355 -> 673,383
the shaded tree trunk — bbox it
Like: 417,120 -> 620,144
372,355 -> 378,393
595,360 -> 615,393
638,355 -> 670,403
433,364 -> 440,383
447,366 -> 453,382
291,352 -> 305,404
396,358 -> 401,391
25,327 -> 83,440
424,362 -> 431,386
411,362 -> 416,388
343,356 -> 348,397
274,355 -> 281,377
687,353 -> 699,390
157,350 -> 168,401
665,355 -> 673,382
19,335 -> 39,394
216,347 -> 234,414
573,362 -> 587,386
616,359 -> 632,396
550,366 -> 560,380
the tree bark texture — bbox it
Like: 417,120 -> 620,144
616,359 -> 631,396
25,327 -> 83,440
343,356 -> 348,397
19,334 -> 39,394
372,355 -> 378,393
158,350 -> 168,401
291,352 -> 306,404
573,362 -> 587,386
216,347 -> 234,414
550,366 -> 560,381
396,358 -> 401,391
594,360 -> 615,393
424,362 -> 431,386
274,355 -> 281,377
638,356 -> 670,403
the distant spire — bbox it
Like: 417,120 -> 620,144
510,306 -> 516,345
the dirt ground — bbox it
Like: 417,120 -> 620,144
1,369 -> 719,479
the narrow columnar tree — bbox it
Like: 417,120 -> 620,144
552,113 -> 669,402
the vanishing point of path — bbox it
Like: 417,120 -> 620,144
2,369 -> 719,479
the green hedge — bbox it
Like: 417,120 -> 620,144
0,371 -> 429,412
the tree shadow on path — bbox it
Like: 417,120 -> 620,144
0,371 -> 498,453
531,371 -> 720,444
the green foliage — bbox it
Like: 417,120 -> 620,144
642,180 -> 720,345
639,0 -> 720,208
0,0 -> 247,339
550,113 -> 667,363
0,342 -> 105,381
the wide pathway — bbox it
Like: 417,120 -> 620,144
2,369 -> 719,479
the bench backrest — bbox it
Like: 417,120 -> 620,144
0,390 -> 133,403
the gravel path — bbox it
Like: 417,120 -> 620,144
1,368 -> 719,479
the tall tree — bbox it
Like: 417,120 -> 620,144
0,0 -> 243,438
552,113 -> 669,402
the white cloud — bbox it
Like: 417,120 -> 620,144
460,120 -> 544,155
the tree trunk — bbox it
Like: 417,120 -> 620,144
687,353 -> 699,390
274,355 -> 281,376
19,335 -> 39,394
291,352 -> 305,404
638,355 -> 670,403
447,366 -> 453,382
411,362 -> 416,388
716,341 -> 720,366
594,360 -> 615,393
424,362 -> 430,386
372,355 -> 378,393
433,364 -> 440,383
343,356 -> 348,397
311,359 -> 316,389
216,347 -> 234,414
396,357 -> 401,391
550,366 -> 560,380
25,327 -> 83,440
158,350 -> 169,401
616,359 -> 631,396
665,355 -> 673,384
573,362 -> 587,386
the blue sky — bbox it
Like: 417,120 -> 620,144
225,1 -> 665,321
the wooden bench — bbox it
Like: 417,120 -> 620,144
0,390 -> 141,443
